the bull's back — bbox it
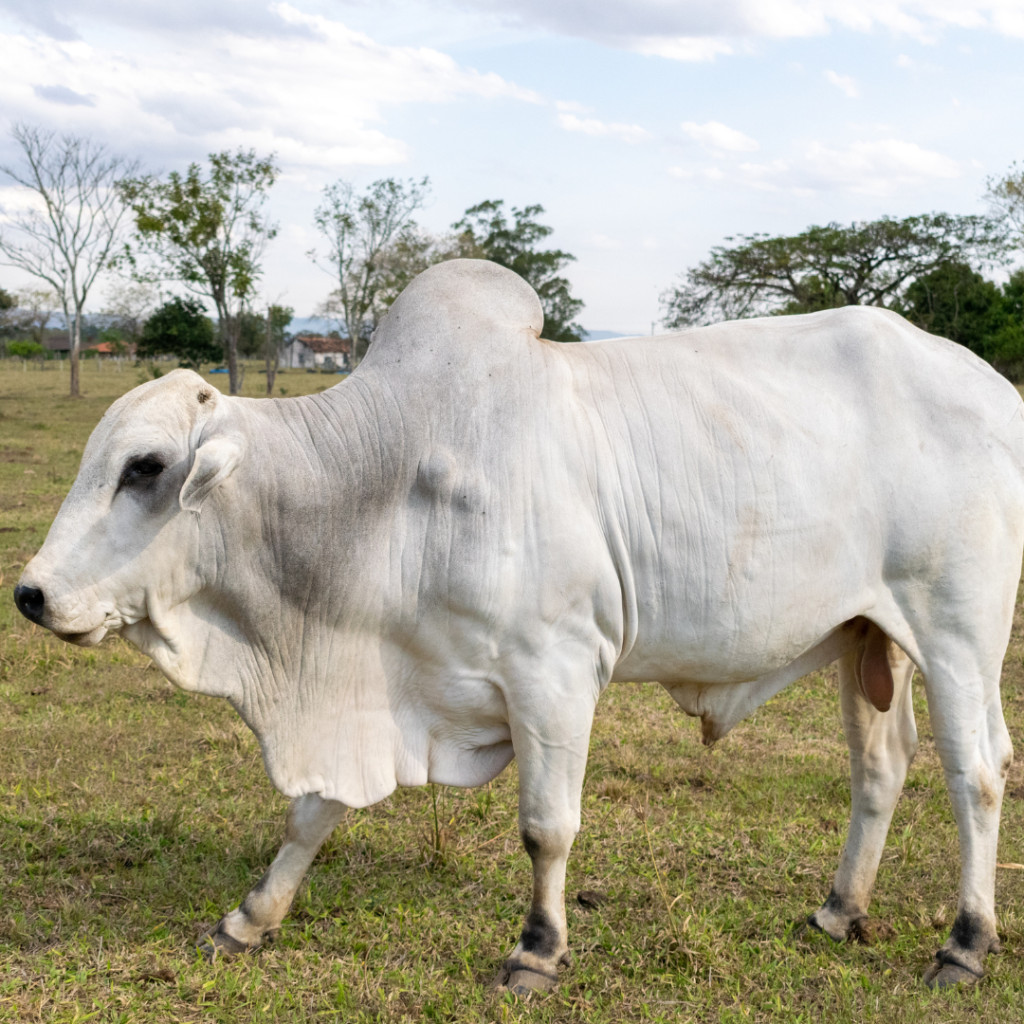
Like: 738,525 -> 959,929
558,306 -> 1024,682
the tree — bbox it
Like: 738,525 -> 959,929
262,303 -> 293,396
452,200 -> 585,342
310,176 -> 430,366
120,149 -> 278,395
0,286 -> 12,352
0,124 -> 139,395
100,278 -> 158,348
986,163 -> 1024,250
8,339 -> 46,360
2,287 -> 59,348
138,296 -> 220,370
231,304 -> 293,391
902,261 -> 1007,352
661,214 -> 1008,328
987,164 -> 1024,366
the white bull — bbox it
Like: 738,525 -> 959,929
15,259 -> 1022,992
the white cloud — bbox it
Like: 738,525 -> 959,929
739,138 -> 961,195
630,35 -> 736,61
680,121 -> 759,153
824,70 -> 859,97
557,112 -> 650,144
443,0 -> 1024,55
0,3 -> 540,170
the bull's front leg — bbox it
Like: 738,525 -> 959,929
202,793 -> 347,955
494,680 -> 598,995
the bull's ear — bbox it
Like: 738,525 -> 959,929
180,435 -> 244,512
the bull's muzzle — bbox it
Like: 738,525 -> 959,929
14,584 -> 46,625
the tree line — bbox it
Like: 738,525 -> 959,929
0,124 -> 584,397
660,168 -> 1024,376
3,121 -> 1024,396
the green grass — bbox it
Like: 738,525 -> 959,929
1,359 -> 1023,1022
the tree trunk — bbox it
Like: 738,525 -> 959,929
264,313 -> 277,396
67,306 -> 81,398
222,312 -> 241,395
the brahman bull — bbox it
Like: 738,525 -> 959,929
14,259 -> 1021,992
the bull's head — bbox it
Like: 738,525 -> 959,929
14,369 -> 242,672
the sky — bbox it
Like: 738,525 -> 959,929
1,0 -> 1023,335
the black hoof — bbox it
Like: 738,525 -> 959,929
198,922 -> 267,960
923,957 -> 984,989
493,957 -> 560,996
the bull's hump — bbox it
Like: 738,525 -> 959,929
361,260 -> 546,376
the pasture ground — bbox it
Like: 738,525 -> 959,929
1,359 -> 1023,1023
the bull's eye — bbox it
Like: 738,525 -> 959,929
120,456 -> 165,489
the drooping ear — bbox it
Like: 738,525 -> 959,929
180,435 -> 244,512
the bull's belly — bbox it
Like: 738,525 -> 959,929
611,619 -> 863,743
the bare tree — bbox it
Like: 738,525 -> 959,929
12,286 -> 59,346
987,163 -> 1024,261
310,177 -> 429,367
101,278 -> 159,346
0,124 -> 139,395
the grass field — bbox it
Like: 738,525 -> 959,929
1,359 -> 1023,1023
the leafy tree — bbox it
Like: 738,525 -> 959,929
0,285 -> 13,350
0,124 -> 140,395
901,263 -> 1024,377
902,261 -> 1006,352
986,165 -> 1024,367
138,296 -> 220,370
120,149 -> 278,394
661,214 -> 1008,327
8,339 -> 46,360
310,176 -> 430,367
987,270 -> 1024,376
232,304 -> 293,392
452,200 -> 585,342
236,309 -> 270,358
262,303 -> 293,395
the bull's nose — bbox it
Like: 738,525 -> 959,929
14,584 -> 46,624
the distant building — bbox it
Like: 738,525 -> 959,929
88,340 -> 137,358
281,334 -> 352,371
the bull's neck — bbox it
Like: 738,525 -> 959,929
236,373 -> 406,496
198,375 -> 406,650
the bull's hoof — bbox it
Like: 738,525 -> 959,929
923,957 -> 984,989
198,921 -> 273,960
493,958 -> 561,997
808,906 -> 857,943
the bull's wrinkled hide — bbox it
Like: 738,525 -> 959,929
21,260 -> 1024,812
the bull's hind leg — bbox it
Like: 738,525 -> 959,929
203,794 -> 346,955
811,634 -> 918,941
920,668 -> 1013,987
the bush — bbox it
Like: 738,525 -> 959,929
7,340 -> 47,360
